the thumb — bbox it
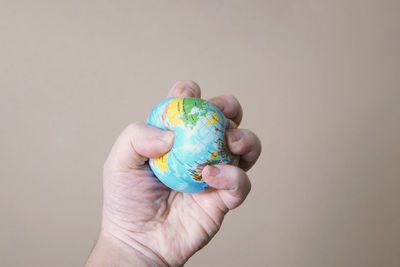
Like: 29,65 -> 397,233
104,122 -> 174,171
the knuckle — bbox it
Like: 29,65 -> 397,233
185,80 -> 200,89
224,95 -> 243,123
224,94 -> 238,103
176,80 -> 201,97
126,121 -> 143,133
224,95 -> 240,110
242,129 -> 262,154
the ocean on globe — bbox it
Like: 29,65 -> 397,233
147,97 -> 238,193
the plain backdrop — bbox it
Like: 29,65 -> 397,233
1,1 -> 399,266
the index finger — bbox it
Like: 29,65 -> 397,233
167,80 -> 202,98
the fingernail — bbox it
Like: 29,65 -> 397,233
160,131 -> 174,144
207,165 -> 220,177
226,129 -> 241,144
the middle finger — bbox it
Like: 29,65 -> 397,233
208,95 -> 243,127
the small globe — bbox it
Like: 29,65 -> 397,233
147,97 -> 238,193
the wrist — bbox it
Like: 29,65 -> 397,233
86,232 -> 168,267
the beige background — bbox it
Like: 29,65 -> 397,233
1,1 -> 399,266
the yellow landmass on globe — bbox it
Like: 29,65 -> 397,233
166,98 -> 184,127
153,153 -> 168,172
205,112 -> 220,126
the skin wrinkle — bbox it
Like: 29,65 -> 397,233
185,206 -> 214,248
109,168 -> 163,189
104,180 -> 169,230
176,210 -> 190,245
133,199 -> 180,242
167,190 -> 179,206
105,233 -> 151,265
160,190 -> 178,220
191,194 -> 222,228
104,213 -> 143,230
144,204 -> 187,265
217,189 -> 234,210
131,228 -> 176,266
159,226 -> 186,266
148,197 -> 169,224
128,137 -> 147,168
195,190 -> 229,215
121,234 -> 169,267
102,218 -> 170,266
106,198 -> 165,231
211,197 -> 228,216
131,236 -> 171,267
175,205 -> 210,258
153,195 -> 168,222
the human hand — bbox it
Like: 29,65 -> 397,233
86,81 -> 262,266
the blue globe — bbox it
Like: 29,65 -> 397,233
147,97 -> 238,193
